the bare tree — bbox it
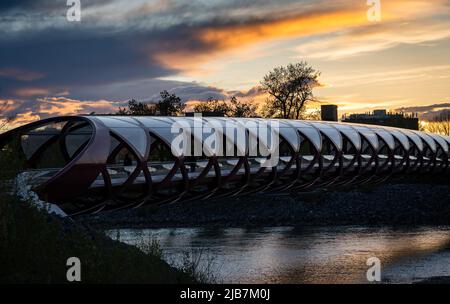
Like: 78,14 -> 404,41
261,61 -> 320,119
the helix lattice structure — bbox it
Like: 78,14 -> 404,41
1,116 -> 448,216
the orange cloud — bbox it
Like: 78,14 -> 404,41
0,99 -> 18,113
9,112 -> 41,127
154,0 -> 449,73
294,20 -> 450,60
199,11 -> 366,50
1,97 -> 123,130
154,8 -> 368,72
36,97 -> 121,116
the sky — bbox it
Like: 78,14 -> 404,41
0,0 -> 449,128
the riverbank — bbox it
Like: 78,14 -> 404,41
80,179 -> 450,229
0,193 -> 195,283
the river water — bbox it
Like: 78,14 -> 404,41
106,226 -> 450,283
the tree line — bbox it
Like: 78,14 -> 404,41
116,90 -> 185,116
420,110 -> 450,136
116,61 -> 321,119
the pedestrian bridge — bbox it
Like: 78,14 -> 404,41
1,116 -> 448,216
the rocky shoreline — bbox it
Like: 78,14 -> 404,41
79,180 -> 450,229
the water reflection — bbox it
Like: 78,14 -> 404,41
106,226 -> 450,283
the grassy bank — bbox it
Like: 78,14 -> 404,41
0,193 -> 196,283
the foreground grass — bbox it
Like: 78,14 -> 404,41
0,194 -> 196,283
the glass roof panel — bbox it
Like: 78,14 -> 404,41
399,129 -> 423,151
373,129 -> 395,150
97,117 -> 135,128
111,127 -> 148,158
307,122 -> 343,150
414,131 -> 436,152
65,133 -> 91,158
133,117 -> 173,128
282,120 -> 322,151
429,134 -> 448,153
352,125 -> 379,150
278,125 -> 300,152
296,126 -> 322,151
21,134 -> 53,160
387,129 -> 410,151
328,124 -> 361,151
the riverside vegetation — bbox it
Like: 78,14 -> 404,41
0,193 -> 201,283
0,143 -> 199,283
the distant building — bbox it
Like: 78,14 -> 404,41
373,109 -> 387,117
321,105 -> 338,122
342,110 -> 419,130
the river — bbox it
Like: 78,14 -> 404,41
106,226 -> 450,283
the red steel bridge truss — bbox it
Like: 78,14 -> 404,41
1,116 -> 448,216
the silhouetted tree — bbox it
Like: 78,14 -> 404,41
117,99 -> 156,116
156,90 -> 185,116
229,96 -> 257,118
261,61 -> 320,119
193,97 -> 232,116
305,108 -> 321,120
193,96 -> 257,117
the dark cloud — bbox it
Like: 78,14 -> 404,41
396,102 -> 450,121
159,84 -> 228,102
0,0 -> 41,11
230,86 -> 265,98
3,0 -> 428,127
0,0 -> 112,12
0,0 -> 361,105
420,109 -> 450,121
0,28 -> 180,97
396,103 -> 450,113
0,0 -> 350,99
75,79 -> 229,102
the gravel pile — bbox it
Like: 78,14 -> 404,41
80,181 -> 450,228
